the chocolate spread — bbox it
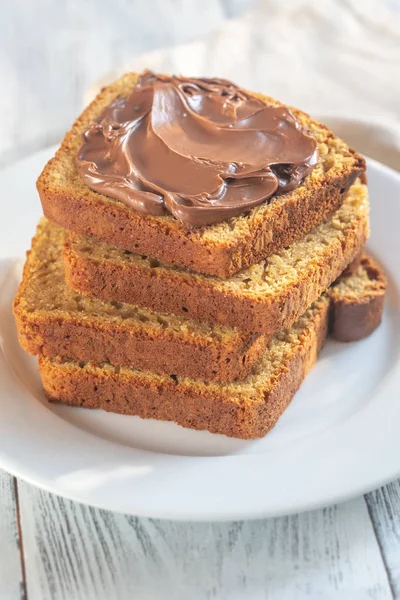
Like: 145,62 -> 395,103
78,71 -> 319,227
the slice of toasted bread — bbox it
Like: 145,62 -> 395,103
329,254 -> 387,341
13,219 -> 266,383
64,180 -> 369,334
37,72 -> 365,278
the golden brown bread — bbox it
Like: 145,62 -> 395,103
37,72 -> 365,278
39,296 -> 330,439
35,253 -> 386,439
64,180 -> 370,334
329,253 -> 386,341
13,219 -> 266,383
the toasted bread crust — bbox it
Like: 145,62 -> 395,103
64,183 -> 369,334
39,298 -> 330,439
37,72 -> 365,278
329,254 -> 387,342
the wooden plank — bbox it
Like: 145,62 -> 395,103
366,480 -> 400,598
0,470 -> 25,600
17,480 -> 393,600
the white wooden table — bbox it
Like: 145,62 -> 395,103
1,471 -> 400,599
1,1 -> 399,598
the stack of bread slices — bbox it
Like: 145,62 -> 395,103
13,73 -> 386,439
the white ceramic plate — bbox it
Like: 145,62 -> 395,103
0,147 -> 399,521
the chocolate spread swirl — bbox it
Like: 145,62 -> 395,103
78,71 -> 319,227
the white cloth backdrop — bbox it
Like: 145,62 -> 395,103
0,0 -> 255,167
86,0 -> 400,171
